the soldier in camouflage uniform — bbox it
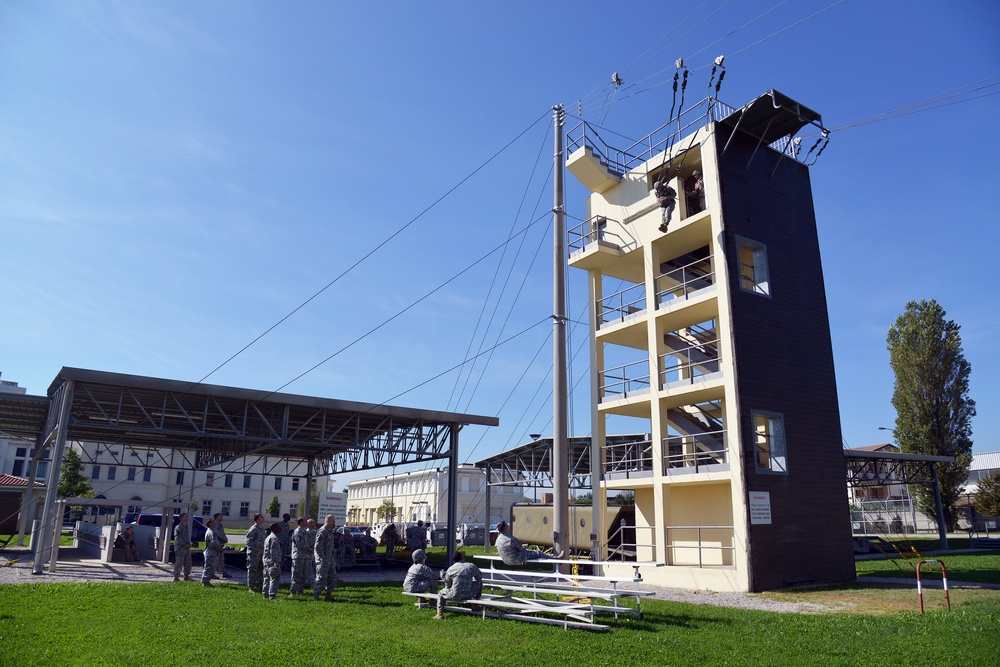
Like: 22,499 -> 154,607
306,519 -> 317,585
313,514 -> 338,601
289,517 -> 313,596
201,518 -> 222,587
359,528 -> 378,559
212,513 -> 230,578
245,513 -> 266,593
262,522 -> 282,600
172,513 -> 192,582
435,551 -> 482,619
403,549 -> 436,596
278,513 -> 292,571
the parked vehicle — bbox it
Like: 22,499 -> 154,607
128,513 -> 207,542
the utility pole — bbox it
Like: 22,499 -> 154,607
552,104 -> 569,564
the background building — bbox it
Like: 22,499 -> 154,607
346,464 -> 522,526
72,441 -> 324,522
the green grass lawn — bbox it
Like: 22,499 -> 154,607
1,580 -> 997,667
856,552 -> 1000,584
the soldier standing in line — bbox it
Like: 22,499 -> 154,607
289,517 -> 313,597
306,519 -> 318,587
212,513 -> 231,578
245,513 -> 267,594
201,518 -> 222,587
278,513 -> 292,571
313,514 -> 338,601
434,551 -> 482,620
381,523 -> 398,560
262,522 -> 282,600
173,513 -> 193,582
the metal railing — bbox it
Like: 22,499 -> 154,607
659,339 -> 720,386
599,360 -> 650,400
664,525 -> 735,568
567,98 -> 722,175
600,283 -> 646,324
604,521 -> 657,562
655,256 -> 715,305
663,430 -> 728,471
603,438 -> 653,477
567,215 -> 635,254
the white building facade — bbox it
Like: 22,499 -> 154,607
346,464 -> 522,527
72,441 -> 326,522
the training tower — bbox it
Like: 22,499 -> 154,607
567,90 -> 854,591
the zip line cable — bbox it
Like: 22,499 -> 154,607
193,110 -> 550,390
449,142 -> 554,412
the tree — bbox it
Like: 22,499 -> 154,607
571,492 -> 593,505
298,486 -> 321,521
57,448 -> 94,499
975,472 -> 1000,519
887,299 -> 975,531
375,498 -> 397,522
265,495 -> 281,518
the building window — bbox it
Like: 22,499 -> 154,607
221,501 -> 231,517
292,478 -> 300,492
127,467 -> 137,481
206,473 -> 214,487
274,477 -> 282,491
91,466 -> 101,480
142,468 -> 152,482
225,474 -> 233,488
289,504 -> 298,518
107,466 -> 117,481
239,502 -> 250,518
243,475 -> 252,489
737,236 -> 770,296
202,501 -> 212,516
36,461 -> 48,478
127,496 -> 143,514
753,411 -> 787,473
176,471 -> 185,486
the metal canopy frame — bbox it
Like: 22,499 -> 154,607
7,367 -> 497,575
844,449 -> 954,549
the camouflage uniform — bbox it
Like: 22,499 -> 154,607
213,521 -> 229,577
262,532 -> 281,599
201,528 -> 222,585
313,524 -> 338,600
278,520 -> 291,570
654,179 -> 676,231
381,525 -> 398,559
172,521 -> 192,579
403,559 -> 436,595
496,532 -> 550,566
339,530 -> 356,569
358,531 -> 378,559
289,526 -> 313,594
405,524 -> 424,553
436,560 -> 482,615
246,523 -> 267,591
306,526 -> 317,584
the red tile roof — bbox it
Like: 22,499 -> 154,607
0,474 -> 45,488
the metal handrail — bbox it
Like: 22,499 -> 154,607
603,521 -> 657,562
603,438 -> 653,476
655,256 -> 715,305
659,338 -> 720,385
663,430 -> 728,471
567,216 -> 635,253
664,525 -> 735,568
599,360 -> 650,399
600,283 -> 647,324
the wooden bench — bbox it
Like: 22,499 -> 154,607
402,591 -> 611,632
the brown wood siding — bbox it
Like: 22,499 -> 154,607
715,125 -> 855,591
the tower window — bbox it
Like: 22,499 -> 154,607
737,236 -> 770,296
753,411 -> 787,474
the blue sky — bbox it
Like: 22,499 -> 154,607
2,1 -> 998,490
